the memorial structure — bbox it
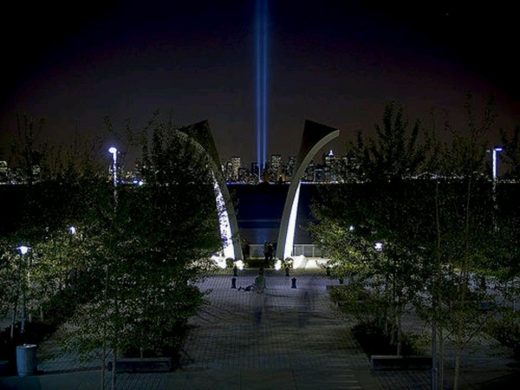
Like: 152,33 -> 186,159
275,120 -> 339,260
179,119 -> 339,265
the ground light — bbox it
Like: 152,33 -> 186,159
274,259 -> 282,270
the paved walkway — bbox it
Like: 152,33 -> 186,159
0,269 -> 519,389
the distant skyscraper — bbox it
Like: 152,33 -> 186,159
231,156 -> 241,181
287,156 -> 296,179
222,160 -> 233,181
251,162 -> 259,179
238,167 -> 248,182
324,149 -> 336,182
304,160 -> 315,182
324,149 -> 334,166
269,154 -> 282,182
0,161 -> 7,183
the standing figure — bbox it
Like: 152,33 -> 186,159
264,241 -> 274,267
252,268 -> 266,324
242,238 -> 250,262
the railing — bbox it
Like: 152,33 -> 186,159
292,244 -> 323,258
248,244 -> 323,258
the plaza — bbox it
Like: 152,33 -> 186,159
1,268 -> 517,389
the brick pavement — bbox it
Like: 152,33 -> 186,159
1,268 -> 518,389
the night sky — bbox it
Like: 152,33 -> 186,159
1,1 -> 519,167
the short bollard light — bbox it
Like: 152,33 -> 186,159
231,277 -> 237,289
291,277 -> 297,289
285,266 -> 290,277
326,267 -> 331,277
233,265 -> 238,277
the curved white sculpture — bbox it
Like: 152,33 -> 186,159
179,121 -> 243,260
276,120 -> 339,261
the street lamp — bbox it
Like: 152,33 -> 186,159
108,147 -> 118,187
492,146 -> 503,181
108,147 -> 118,205
491,146 -> 503,229
17,245 -> 30,334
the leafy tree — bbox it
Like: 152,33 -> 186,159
1,112 -> 223,389
311,98 -> 503,390
500,125 -> 520,179
61,115 -> 223,389
420,96 -> 498,390
310,102 -> 433,355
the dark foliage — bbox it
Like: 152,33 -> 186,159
351,320 -> 420,357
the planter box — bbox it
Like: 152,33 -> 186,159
371,355 -> 432,370
107,357 -> 172,373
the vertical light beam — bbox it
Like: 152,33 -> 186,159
262,0 -> 267,173
256,0 -> 268,180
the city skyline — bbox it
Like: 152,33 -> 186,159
1,2 -> 519,166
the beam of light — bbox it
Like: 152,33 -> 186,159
262,0 -> 267,172
284,182 -> 301,260
255,0 -> 268,180
255,2 -> 261,179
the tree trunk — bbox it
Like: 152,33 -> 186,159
454,351 -> 461,390
10,302 -> 17,340
100,265 -> 109,390
431,321 -> 438,390
439,327 -> 444,387
111,348 -> 117,390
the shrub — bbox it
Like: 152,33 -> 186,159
351,319 -> 421,356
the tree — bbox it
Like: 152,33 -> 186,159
61,115 -> 223,389
310,101 -> 433,355
310,98 -> 502,389
500,125 -> 520,179
418,96 -> 498,390
1,111 -> 222,388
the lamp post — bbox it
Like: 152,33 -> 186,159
108,147 -> 118,205
106,149 -> 119,390
491,146 -> 503,228
17,245 -> 30,334
492,146 -> 503,182
108,147 -> 118,187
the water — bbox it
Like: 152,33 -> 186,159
0,183 -> 321,245
229,183 -> 318,245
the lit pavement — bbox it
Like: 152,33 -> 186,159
0,268 -> 518,389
